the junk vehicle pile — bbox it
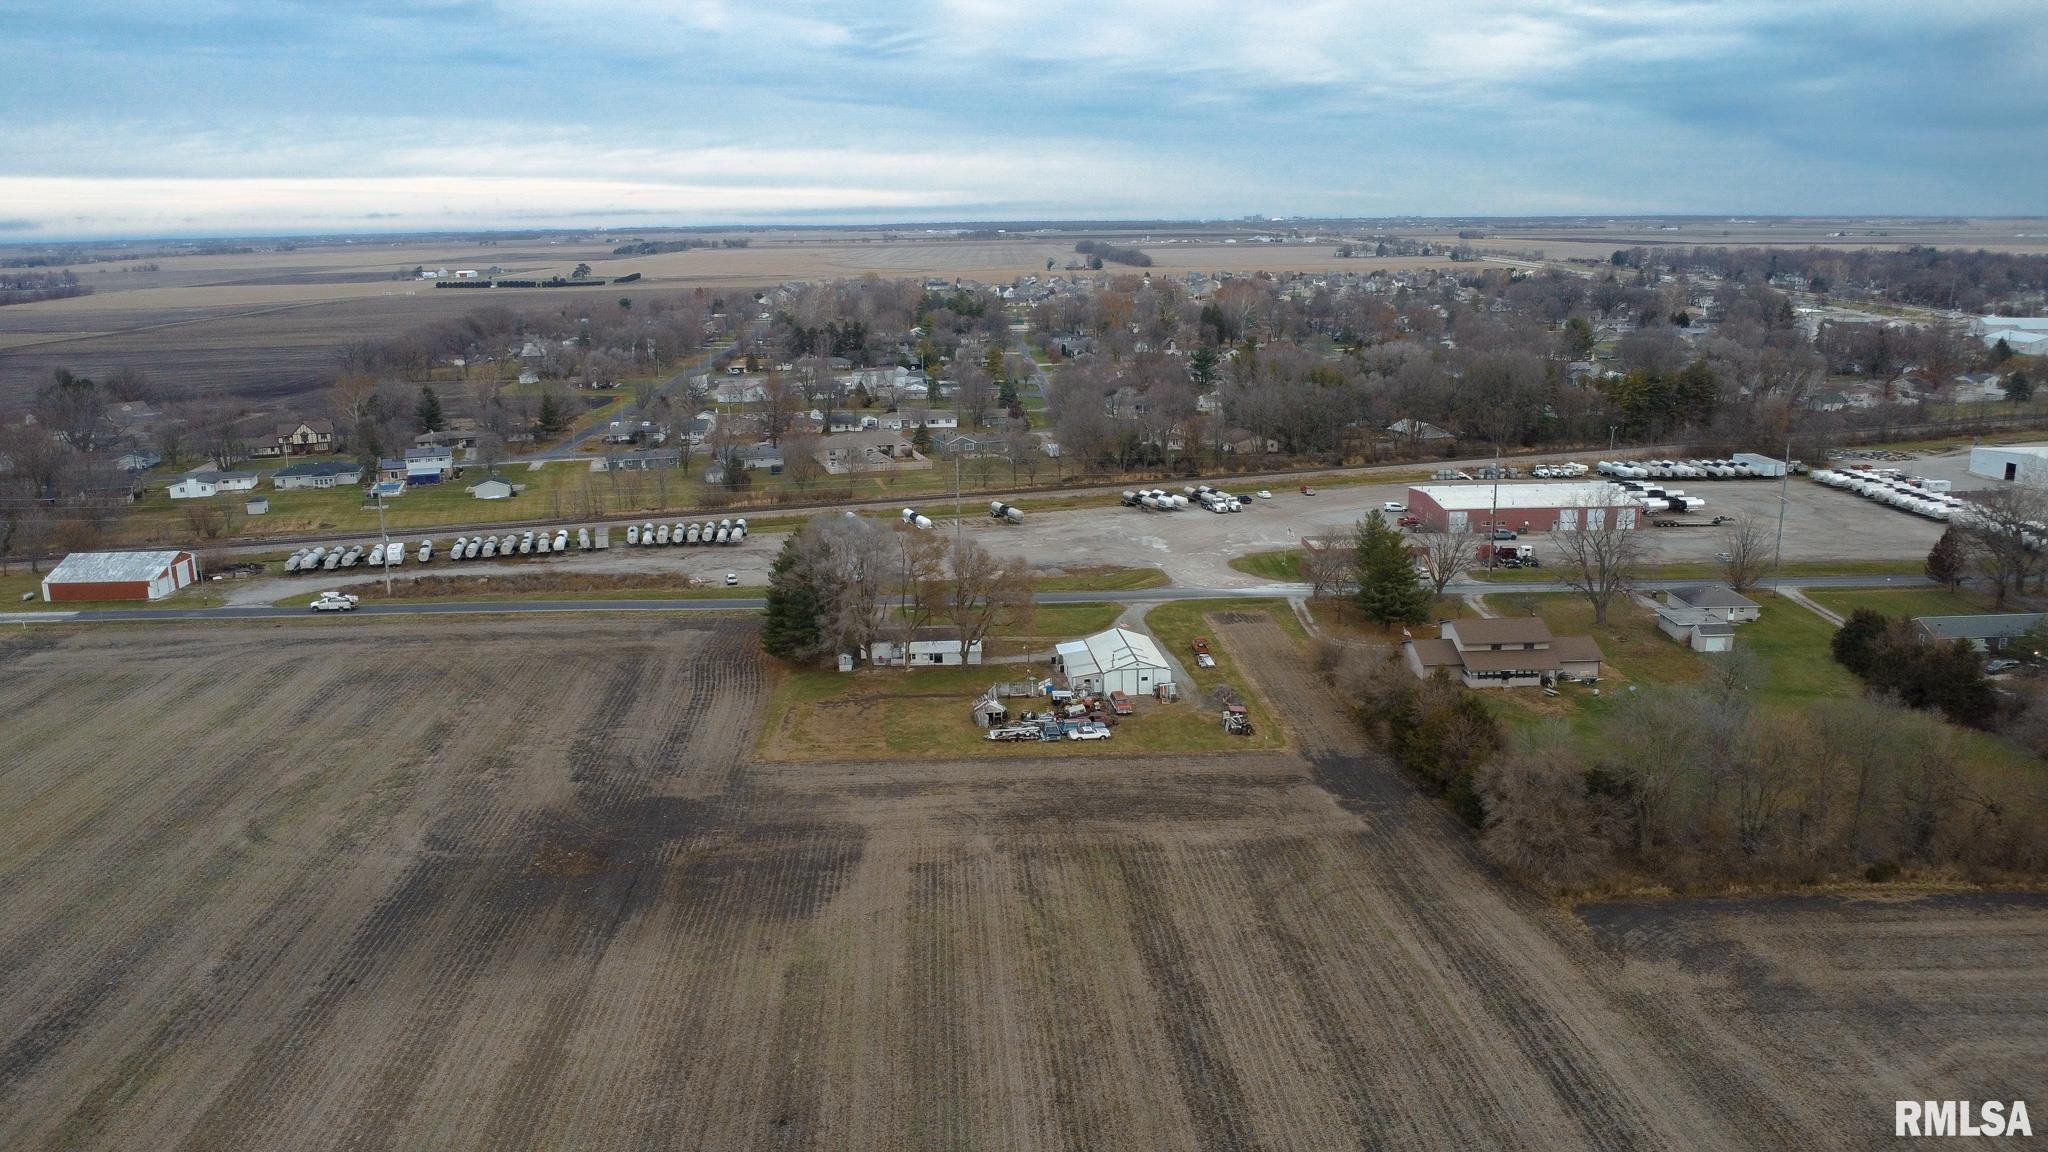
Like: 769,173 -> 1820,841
983,687 -> 1120,742
281,519 -> 745,573
1121,485 -> 1247,513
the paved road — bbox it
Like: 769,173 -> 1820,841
2,575 -> 1930,626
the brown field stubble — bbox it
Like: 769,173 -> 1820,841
0,616 -> 2039,1149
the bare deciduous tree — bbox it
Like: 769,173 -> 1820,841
945,536 -> 1036,652
1414,530 -> 1476,595
1717,513 -> 1773,591
1958,483 -> 2048,606
1548,499 -> 1645,625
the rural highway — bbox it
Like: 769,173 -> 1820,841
1,573 -> 1934,625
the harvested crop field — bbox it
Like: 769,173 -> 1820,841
0,615 -> 2041,1150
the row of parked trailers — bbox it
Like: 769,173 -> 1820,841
1121,485 -> 1245,513
625,518 -> 749,546
1612,480 -> 1706,514
1810,468 -> 1961,521
282,519 -> 748,571
1597,454 -> 1787,480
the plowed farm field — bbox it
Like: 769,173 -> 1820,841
0,615 -> 2040,1151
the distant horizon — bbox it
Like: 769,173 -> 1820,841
7,213 -> 2046,249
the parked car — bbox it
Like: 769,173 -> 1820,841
1490,529 -> 1517,541
1066,724 -> 1112,741
1987,658 -> 2022,674
1397,515 -> 1422,528
1382,501 -> 1406,513
1256,490 -> 1272,499
1300,485 -> 1317,495
1109,691 -> 1133,715
725,572 -> 739,586
309,592 -> 359,613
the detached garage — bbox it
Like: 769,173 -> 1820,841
41,550 -> 199,602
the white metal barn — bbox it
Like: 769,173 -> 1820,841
41,550 -> 198,602
1054,627 -> 1171,696
1968,444 -> 2048,483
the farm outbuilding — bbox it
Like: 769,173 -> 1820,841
1054,627 -> 1171,696
1404,482 -> 1640,534
41,550 -> 198,602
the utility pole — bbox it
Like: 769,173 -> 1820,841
953,452 -> 963,555
1487,440 -> 1502,568
376,490 -> 392,595
1769,431 -> 1791,590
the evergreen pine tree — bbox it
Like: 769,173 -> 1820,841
535,390 -> 565,437
1924,528 -> 1966,590
1353,513 -> 1430,627
761,539 -> 823,661
414,386 -> 445,433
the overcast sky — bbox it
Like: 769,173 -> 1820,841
2,0 -> 2043,238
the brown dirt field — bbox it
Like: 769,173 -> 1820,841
0,615 -> 2040,1150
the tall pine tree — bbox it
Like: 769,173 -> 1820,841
1353,512 -> 1430,628
761,537 -> 823,661
414,386 -> 445,433
1925,527 -> 1966,590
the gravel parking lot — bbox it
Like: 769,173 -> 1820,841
237,451 -> 1997,604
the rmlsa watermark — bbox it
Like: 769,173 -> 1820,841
1897,1100 -> 2032,1137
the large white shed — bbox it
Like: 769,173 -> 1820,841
1054,627 -> 1172,696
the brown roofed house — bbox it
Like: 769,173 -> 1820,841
1403,617 -> 1603,688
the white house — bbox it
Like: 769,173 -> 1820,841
866,625 -> 984,667
1656,607 -> 1736,652
1054,627 -> 1172,696
404,446 -> 455,483
1664,585 -> 1761,623
167,471 -> 258,499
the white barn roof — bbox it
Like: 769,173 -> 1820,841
1056,627 -> 1169,678
1410,481 -> 1630,512
44,550 -> 190,584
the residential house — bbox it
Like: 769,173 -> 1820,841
1655,607 -> 1736,652
251,419 -> 337,458
375,458 -> 408,484
1387,418 -> 1455,443
1914,613 -> 2047,654
272,460 -> 363,490
1402,617 -> 1604,688
866,625 -> 984,667
912,409 -> 957,430
1664,585 -> 1762,623
167,470 -> 259,500
114,448 -> 162,473
405,447 -> 455,483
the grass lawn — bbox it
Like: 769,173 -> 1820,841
1228,550 -> 1304,582
1464,557 -> 1925,584
1001,601 -> 1124,639
756,656 -> 1278,762
1139,597 -> 1300,748
1805,586 -> 2004,621
1033,566 -> 1169,592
